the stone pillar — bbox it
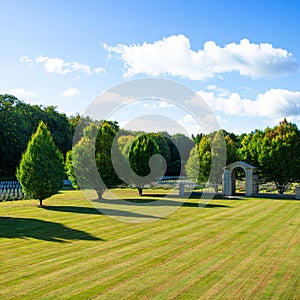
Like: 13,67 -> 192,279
253,172 -> 259,195
178,183 -> 185,197
245,168 -> 258,196
222,169 -> 232,196
245,169 -> 252,196
295,185 -> 300,200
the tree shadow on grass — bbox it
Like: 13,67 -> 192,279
0,217 -> 104,243
184,202 -> 230,208
101,199 -> 231,208
43,205 -> 161,220
43,205 -> 101,215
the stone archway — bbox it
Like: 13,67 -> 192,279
223,161 -> 258,196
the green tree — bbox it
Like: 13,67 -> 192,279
225,135 -> 238,165
170,133 -> 194,176
186,131 -> 226,191
0,94 -> 72,179
238,119 -> 300,194
172,133 -> 194,162
117,135 -> 135,156
128,134 -> 160,195
95,121 -> 122,191
65,150 -> 79,189
71,131 -> 104,197
16,121 -> 64,206
238,129 -> 264,167
185,145 -> 200,182
70,121 -> 121,198
258,119 -> 300,193
209,130 -> 227,188
186,135 -> 211,183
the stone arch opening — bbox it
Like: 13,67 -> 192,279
231,167 -> 246,195
223,161 -> 258,197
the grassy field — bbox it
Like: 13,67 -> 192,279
0,189 -> 299,299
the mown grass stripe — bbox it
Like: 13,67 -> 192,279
0,191 -> 298,299
97,199 -> 292,298
54,199 -> 288,298
0,199 -> 280,296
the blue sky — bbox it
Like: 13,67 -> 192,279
1,0 -> 300,134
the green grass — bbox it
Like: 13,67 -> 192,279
0,190 -> 299,299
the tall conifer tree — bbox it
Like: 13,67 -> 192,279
16,121 -> 64,206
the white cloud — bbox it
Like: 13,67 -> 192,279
94,67 -> 106,74
61,88 -> 80,98
198,88 -> 300,119
5,88 -> 37,100
106,34 -> 298,80
21,55 -> 105,75
141,101 -> 174,109
19,56 -> 33,63
36,56 -> 70,74
178,114 -> 203,136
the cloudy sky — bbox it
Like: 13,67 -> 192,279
1,0 -> 300,134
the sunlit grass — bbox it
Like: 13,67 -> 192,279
0,190 -> 299,299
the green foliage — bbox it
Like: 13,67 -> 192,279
197,135 -> 212,182
239,119 -> 300,193
186,131 -> 226,188
117,135 -> 135,156
185,146 -> 200,182
121,132 -> 188,177
128,134 -> 160,195
95,121 -> 122,190
225,135 -> 238,164
186,135 -> 211,183
0,94 -> 72,178
172,133 -> 194,162
65,151 -> 79,189
169,133 -> 194,176
238,129 -> 264,167
16,121 -> 65,205
192,133 -> 203,144
258,119 -> 300,193
71,132 -> 103,196
70,121 -> 121,198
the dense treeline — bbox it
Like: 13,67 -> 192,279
0,94 -> 73,179
1,94 -> 300,195
0,94 -> 194,182
66,121 -> 195,196
238,119 -> 300,193
187,118 -> 300,193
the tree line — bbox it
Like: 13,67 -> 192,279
2,94 -> 300,205
186,118 -> 300,194
0,94 -> 74,179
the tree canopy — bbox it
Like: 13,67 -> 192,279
68,121 -> 122,198
128,134 -> 161,195
2,92 -> 300,197
0,94 -> 72,179
16,121 -> 65,206
238,119 -> 300,193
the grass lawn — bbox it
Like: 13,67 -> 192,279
0,189 -> 299,299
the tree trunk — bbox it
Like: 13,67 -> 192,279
97,190 -> 104,199
138,187 -> 143,195
39,199 -> 43,207
276,183 -> 286,194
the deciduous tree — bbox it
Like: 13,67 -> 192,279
70,121 -> 121,198
128,134 -> 160,195
258,119 -> 300,193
